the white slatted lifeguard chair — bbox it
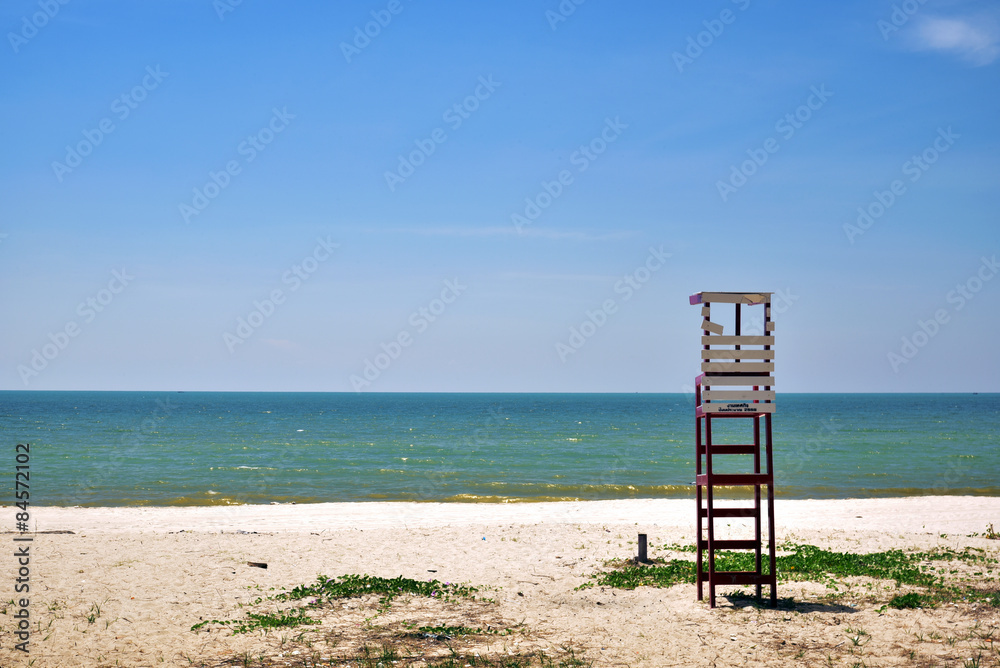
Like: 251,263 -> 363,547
690,291 -> 777,608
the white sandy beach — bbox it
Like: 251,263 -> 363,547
1,497 -> 998,667
28,496 -> 1000,534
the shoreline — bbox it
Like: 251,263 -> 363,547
22,495 -> 1000,534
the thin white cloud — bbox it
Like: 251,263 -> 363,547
912,15 -> 1000,65
498,271 -> 615,283
262,339 -> 298,351
389,226 -> 639,242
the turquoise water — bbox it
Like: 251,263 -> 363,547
0,392 -> 996,506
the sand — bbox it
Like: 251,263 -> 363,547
1,497 -> 998,667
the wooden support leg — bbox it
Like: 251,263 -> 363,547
695,415 -> 703,601
766,413 -> 777,607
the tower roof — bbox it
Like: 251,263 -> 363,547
689,292 -> 772,305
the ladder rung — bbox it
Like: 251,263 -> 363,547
699,507 -> 758,518
702,571 -> 775,586
696,473 -> 772,486
699,539 -> 759,550
698,444 -> 756,455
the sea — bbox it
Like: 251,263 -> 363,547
0,392 -> 996,506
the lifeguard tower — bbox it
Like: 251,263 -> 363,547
690,291 -> 777,608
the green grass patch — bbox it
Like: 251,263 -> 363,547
348,646 -> 590,667
278,573 -> 479,612
194,574 -> 592,666
192,574 -> 481,635
889,592 -> 929,609
191,607 -> 317,634
588,558 -> 696,590
583,542 -> 999,609
400,623 -> 510,639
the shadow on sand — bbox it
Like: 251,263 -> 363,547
720,593 -> 859,614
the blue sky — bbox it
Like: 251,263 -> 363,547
1,0 -> 998,392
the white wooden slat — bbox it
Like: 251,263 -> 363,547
703,390 -> 776,401
702,403 -> 776,414
702,336 -> 774,346
765,321 -> 775,332
701,350 -> 775,360
701,319 -> 724,334
701,305 -> 711,317
702,375 -> 774,387
701,362 -> 774,373
699,292 -> 770,305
